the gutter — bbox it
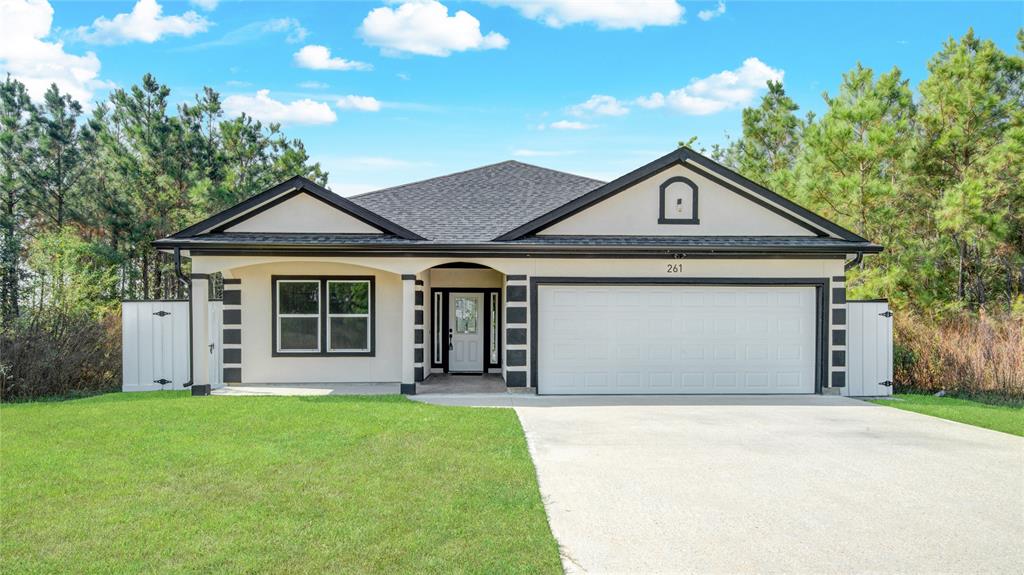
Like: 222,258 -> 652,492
844,252 -> 864,270
174,247 -> 194,388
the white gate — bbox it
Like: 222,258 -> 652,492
846,300 -> 894,397
122,300 -> 223,392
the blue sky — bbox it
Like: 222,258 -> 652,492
2,1 -> 1021,194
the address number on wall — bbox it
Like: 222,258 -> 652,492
665,263 -> 684,274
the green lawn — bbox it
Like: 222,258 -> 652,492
0,392 -> 562,574
870,394 -> 1024,437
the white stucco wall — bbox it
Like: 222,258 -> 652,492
226,193 -> 381,234
538,162 -> 816,237
191,255 -> 847,389
229,260 -> 402,384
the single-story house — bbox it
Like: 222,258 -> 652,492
154,147 -> 881,395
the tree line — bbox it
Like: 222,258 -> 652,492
690,30 -> 1023,313
0,73 -> 327,326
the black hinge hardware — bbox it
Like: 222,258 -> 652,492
153,310 -> 171,317
154,378 -> 171,385
879,380 -> 893,387
879,311 -> 893,317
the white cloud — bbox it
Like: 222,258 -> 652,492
513,149 -> 576,157
569,94 -> 629,117
293,45 -> 372,71
299,81 -> 329,89
549,120 -> 592,130
336,95 -> 381,112
359,0 -> 509,57
181,18 -> 307,50
697,1 -> 726,22
223,90 -> 336,125
488,0 -> 682,30
0,0 -> 110,104
189,0 -> 218,11
637,57 -> 783,115
332,156 -> 431,170
77,0 -> 209,44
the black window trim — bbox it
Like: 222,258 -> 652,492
271,275 -> 376,357
658,176 -> 700,225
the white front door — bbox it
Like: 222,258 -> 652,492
448,292 -> 484,372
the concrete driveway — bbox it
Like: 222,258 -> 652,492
514,396 -> 1024,574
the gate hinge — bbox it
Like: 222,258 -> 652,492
879,311 -> 893,317
154,378 -> 172,385
153,310 -> 171,317
879,380 -> 893,387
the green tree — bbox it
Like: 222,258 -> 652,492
0,76 -> 34,324
795,64 -> 917,303
916,29 -> 1024,307
726,80 -> 805,196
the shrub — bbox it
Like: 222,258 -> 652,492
894,311 -> 1024,401
0,308 -> 121,401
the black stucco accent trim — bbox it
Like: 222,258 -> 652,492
223,367 -> 241,383
831,371 -> 846,388
223,348 -> 241,364
506,275 -> 527,281
529,277 -> 829,395
414,367 -> 424,382
506,349 -> 527,367
832,308 -> 846,325
832,350 -> 846,367
831,275 -> 845,283
415,279 -> 424,286
507,328 -> 527,345
414,309 -> 423,325
506,306 -> 527,324
223,309 -> 241,325
401,383 -> 416,395
401,274 -> 416,280
658,176 -> 699,224
414,291 -> 423,306
832,329 -> 846,346
506,371 -> 527,387
832,287 -> 846,304
222,289 -> 241,305
507,285 -> 526,302
414,348 -> 423,363
223,329 -> 241,344
223,278 -> 241,284
414,329 -> 423,344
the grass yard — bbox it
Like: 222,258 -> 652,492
0,392 -> 562,574
870,394 -> 1024,437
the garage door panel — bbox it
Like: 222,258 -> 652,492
538,284 -> 817,395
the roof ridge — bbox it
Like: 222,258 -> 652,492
348,159 -> 604,200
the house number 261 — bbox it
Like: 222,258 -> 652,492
665,263 -> 684,274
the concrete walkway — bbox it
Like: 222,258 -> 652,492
513,396 -> 1024,574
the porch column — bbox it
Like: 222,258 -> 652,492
400,275 -> 417,394
221,278 -> 242,386
191,274 -> 210,387
414,280 -> 425,383
504,275 -> 529,388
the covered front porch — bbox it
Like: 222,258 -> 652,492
185,254 -> 529,395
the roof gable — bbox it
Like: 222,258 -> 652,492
495,148 -> 869,242
224,191 -> 382,234
170,176 -> 424,240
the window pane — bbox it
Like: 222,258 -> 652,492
329,282 -> 369,314
280,317 -> 318,350
455,297 -> 477,334
330,317 -> 369,350
279,282 -> 319,314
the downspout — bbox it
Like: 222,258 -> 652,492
174,247 -> 194,388
844,252 -> 863,271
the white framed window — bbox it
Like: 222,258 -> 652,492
275,279 -> 321,353
327,280 -> 372,352
489,292 -> 499,364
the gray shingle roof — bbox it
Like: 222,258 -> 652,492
347,160 -> 604,242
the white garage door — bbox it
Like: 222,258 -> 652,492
537,284 -> 818,395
